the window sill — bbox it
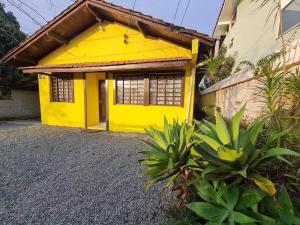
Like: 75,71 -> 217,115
50,101 -> 75,104
114,104 -> 184,107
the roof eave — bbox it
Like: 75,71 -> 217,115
1,0 -> 214,66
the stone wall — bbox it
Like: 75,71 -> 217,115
200,34 -> 300,124
0,90 -> 40,120
200,68 -> 264,124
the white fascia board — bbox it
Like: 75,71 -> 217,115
281,0 -> 293,9
217,21 -> 232,25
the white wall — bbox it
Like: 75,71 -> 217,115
221,0 -> 300,67
200,62 -> 300,124
0,90 -> 40,119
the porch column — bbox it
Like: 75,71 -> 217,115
186,39 -> 199,122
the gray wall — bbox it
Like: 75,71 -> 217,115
0,90 -> 40,119
222,0 -> 300,67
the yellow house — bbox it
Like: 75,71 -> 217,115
2,0 -> 214,133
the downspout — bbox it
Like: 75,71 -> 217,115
186,39 -> 199,122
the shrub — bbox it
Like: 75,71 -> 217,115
240,54 -> 300,149
139,117 -> 199,202
193,106 -> 300,196
140,107 -> 300,224
200,47 -> 235,88
186,179 -> 300,225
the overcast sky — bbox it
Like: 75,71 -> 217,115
3,0 -> 223,36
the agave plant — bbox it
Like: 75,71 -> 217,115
187,179 -> 300,225
139,117 -> 198,194
186,180 -> 264,225
193,106 -> 300,196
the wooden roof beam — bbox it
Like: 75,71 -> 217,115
136,21 -> 149,37
86,3 -> 103,22
47,31 -> 68,44
13,56 -> 37,65
20,60 -> 189,74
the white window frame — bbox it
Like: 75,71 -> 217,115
279,0 -> 300,36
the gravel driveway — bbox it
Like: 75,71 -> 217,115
0,121 -> 169,225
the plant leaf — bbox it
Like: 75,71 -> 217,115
263,148 -> 300,159
230,105 -> 246,149
215,110 -> 231,145
231,166 -> 248,178
195,133 -> 221,151
250,174 -> 276,197
278,185 -> 294,224
185,202 -> 227,220
231,211 -> 257,223
223,186 -> 239,210
218,146 -> 243,162
236,187 -> 266,209
252,212 -> 276,225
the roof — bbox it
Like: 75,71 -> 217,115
213,0 -> 239,38
20,57 -> 191,73
2,0 -> 214,67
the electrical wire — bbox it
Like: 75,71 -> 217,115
14,0 -> 48,23
172,0 -> 181,24
6,0 -> 43,27
125,0 -> 138,41
180,0 -> 191,25
132,0 -> 137,11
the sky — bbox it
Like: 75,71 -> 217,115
2,0 -> 223,36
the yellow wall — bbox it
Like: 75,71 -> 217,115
38,21 -> 196,132
107,67 -> 194,133
38,73 -> 85,127
39,22 -> 191,65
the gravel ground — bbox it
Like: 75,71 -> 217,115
0,121 -> 170,225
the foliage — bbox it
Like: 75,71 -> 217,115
285,68 -> 300,115
242,54 -> 300,149
0,3 -> 26,96
166,204 -> 198,225
258,185 -> 300,225
187,180 -> 262,225
186,179 -> 300,225
200,47 -> 235,88
285,168 -> 300,192
140,107 -> 300,224
139,116 -> 200,202
193,106 -> 300,196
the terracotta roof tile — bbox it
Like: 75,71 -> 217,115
20,57 -> 191,70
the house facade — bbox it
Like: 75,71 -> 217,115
1,0 -> 214,132
214,0 -> 300,66
200,0 -> 300,123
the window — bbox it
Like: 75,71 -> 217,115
149,72 -> 184,106
114,72 -> 184,106
116,74 -> 144,104
50,75 -> 74,102
282,0 -> 300,33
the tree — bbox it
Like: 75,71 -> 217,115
0,3 -> 26,96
